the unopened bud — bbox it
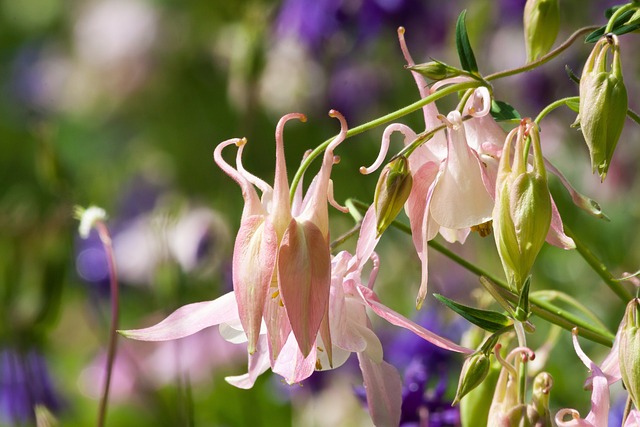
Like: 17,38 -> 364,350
454,352 -> 491,405
524,0 -> 560,62
493,122 -> 551,291
407,60 -> 463,81
577,34 -> 628,181
374,156 -> 413,237
619,298 -> 640,409
527,372 -> 553,426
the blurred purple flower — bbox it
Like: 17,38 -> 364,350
498,0 -> 526,22
0,348 -> 63,424
384,310 -> 464,427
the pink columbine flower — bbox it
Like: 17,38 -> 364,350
213,111 -> 348,360
120,206 -> 472,426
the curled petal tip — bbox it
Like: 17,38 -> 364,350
333,155 -> 341,164
359,166 -> 370,175
237,137 -> 248,147
397,26 -> 405,35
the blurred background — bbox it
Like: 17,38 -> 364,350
1,0 -> 639,425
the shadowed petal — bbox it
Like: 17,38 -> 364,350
120,292 -> 238,341
278,219 -> 331,357
233,216 -> 278,354
546,197 -> 576,249
272,332 -> 317,384
356,285 -> 473,354
357,352 -> 402,427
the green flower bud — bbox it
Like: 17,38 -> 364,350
454,352 -> 491,405
373,156 -> 413,237
619,298 -> 640,409
577,34 -> 628,181
407,60 -> 463,81
526,372 -> 553,426
493,121 -> 551,292
524,0 -> 560,62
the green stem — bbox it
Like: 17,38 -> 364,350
485,26 -> 599,81
606,4 -> 636,33
347,199 -> 615,346
515,321 -> 527,406
534,97 -> 579,125
563,225 -> 633,302
627,108 -> 640,126
531,290 -> 610,331
289,81 -> 480,201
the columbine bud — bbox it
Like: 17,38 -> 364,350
407,60 -> 462,81
526,372 -> 553,426
619,298 -> 640,409
493,120 -> 551,292
524,0 -> 560,62
577,34 -> 628,181
454,352 -> 490,405
373,155 -> 413,237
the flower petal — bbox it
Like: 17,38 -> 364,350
272,332 -> 317,384
225,335 -> 271,389
120,292 -> 238,341
233,215 -> 278,354
546,196 -> 576,249
356,285 -> 473,354
357,352 -> 402,427
278,219 -> 331,357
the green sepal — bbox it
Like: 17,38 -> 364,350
565,98 -> 580,113
433,293 -> 512,332
490,100 -> 521,122
455,10 -> 479,73
514,276 -> 531,322
407,59 -> 464,81
585,8 -> 640,43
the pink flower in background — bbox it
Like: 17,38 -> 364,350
213,111 -> 348,359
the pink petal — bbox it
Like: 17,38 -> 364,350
233,216 -> 278,354
405,162 -> 439,257
355,206 -> 381,271
263,291 -> 291,366
546,197 -> 576,249
624,410 -> 640,427
278,219 -> 331,357
357,352 -> 402,427
430,116 -> 494,229
225,335 -> 271,389
357,285 -> 473,354
272,332 -> 317,384
120,292 -> 238,341
584,366 -> 610,427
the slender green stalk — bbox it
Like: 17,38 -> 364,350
534,97 -> 579,125
347,199 -> 615,346
485,27 -> 598,81
605,4 -> 636,33
563,225 -> 633,302
95,222 -> 120,427
628,108 -> 640,126
531,290 -> 610,331
289,81 -> 480,201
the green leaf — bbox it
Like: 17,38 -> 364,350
455,10 -> 479,73
490,100 -> 521,122
434,293 -> 512,332
585,9 -> 640,43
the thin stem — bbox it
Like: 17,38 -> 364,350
515,321 -> 527,406
628,108 -> 640,126
606,4 -> 636,33
289,81 -> 480,201
531,290 -> 610,331
347,199 -> 615,346
563,225 -> 633,302
330,224 -> 362,251
534,97 -> 579,125
95,222 -> 120,427
485,26 -> 599,81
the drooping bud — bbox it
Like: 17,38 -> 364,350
523,0 -> 560,62
454,352 -> 491,405
576,34 -> 628,181
373,155 -> 413,237
619,298 -> 640,409
526,372 -> 554,426
407,60 -> 464,81
493,120 -> 551,292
